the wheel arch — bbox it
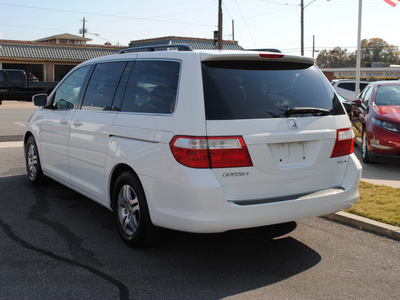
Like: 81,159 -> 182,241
23,131 -> 34,155
362,124 -> 371,147
23,131 -> 33,145
109,163 -> 144,208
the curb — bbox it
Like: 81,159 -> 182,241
323,211 -> 400,241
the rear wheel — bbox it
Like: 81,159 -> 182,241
112,171 -> 158,248
25,135 -> 46,185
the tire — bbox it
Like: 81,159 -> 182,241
112,171 -> 159,248
25,135 -> 46,185
362,129 -> 371,163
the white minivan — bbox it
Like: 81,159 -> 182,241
25,45 -> 362,247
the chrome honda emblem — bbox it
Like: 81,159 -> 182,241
288,119 -> 298,130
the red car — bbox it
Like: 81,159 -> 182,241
351,81 -> 400,163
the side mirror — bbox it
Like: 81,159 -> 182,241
351,99 -> 362,107
32,94 -> 48,107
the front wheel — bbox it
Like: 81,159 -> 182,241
25,135 -> 46,185
362,129 -> 372,163
112,172 -> 159,248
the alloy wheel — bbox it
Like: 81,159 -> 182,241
27,143 -> 38,180
117,184 -> 140,236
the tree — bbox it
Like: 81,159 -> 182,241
316,47 -> 355,68
316,38 -> 400,68
361,38 -> 400,65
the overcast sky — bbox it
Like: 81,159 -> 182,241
0,0 -> 399,56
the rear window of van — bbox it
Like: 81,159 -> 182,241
202,61 -> 344,120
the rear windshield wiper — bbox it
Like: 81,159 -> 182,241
267,111 -> 282,118
283,107 -> 330,117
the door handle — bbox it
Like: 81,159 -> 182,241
72,120 -> 83,127
60,119 -> 69,125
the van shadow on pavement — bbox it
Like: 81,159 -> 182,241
0,174 -> 322,299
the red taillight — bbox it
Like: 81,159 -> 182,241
259,53 -> 284,59
169,136 -> 210,168
331,128 -> 355,158
208,136 -> 253,168
169,136 -> 253,168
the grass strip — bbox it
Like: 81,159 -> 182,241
346,181 -> 400,227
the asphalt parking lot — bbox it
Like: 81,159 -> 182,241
1,101 -> 399,299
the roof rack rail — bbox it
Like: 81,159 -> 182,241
118,44 -> 193,54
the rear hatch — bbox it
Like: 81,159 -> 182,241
201,53 -> 353,202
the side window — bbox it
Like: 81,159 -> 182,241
120,61 -> 180,114
359,86 -> 368,99
8,71 -> 23,87
361,87 -> 373,106
81,62 -> 127,110
0,71 -> 4,87
110,62 -> 134,110
338,82 -> 355,91
53,66 -> 91,110
360,83 -> 368,91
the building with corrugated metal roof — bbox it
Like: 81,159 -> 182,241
1,34 -> 243,82
33,33 -> 92,45
0,34 -> 125,81
129,36 -> 243,50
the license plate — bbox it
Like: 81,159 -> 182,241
273,142 -> 305,162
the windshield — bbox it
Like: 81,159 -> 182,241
202,61 -> 345,120
375,84 -> 400,106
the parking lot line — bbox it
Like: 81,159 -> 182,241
14,122 -> 27,127
0,141 -> 23,148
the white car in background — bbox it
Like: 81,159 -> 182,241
331,79 -> 370,100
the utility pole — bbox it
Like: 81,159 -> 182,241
81,17 -> 87,38
218,0 -> 223,50
232,19 -> 235,41
301,0 -> 304,56
355,0 -> 362,96
301,0 -> 330,56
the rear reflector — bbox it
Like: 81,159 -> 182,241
331,128 -> 355,158
170,136 -> 253,168
259,53 -> 284,59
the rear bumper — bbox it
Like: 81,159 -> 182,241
143,154 -> 362,233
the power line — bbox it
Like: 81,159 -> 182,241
0,22 -> 71,32
0,3 -> 212,28
233,0 -> 256,47
258,0 -> 298,6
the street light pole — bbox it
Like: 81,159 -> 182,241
312,34 -> 315,57
301,0 -> 330,56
